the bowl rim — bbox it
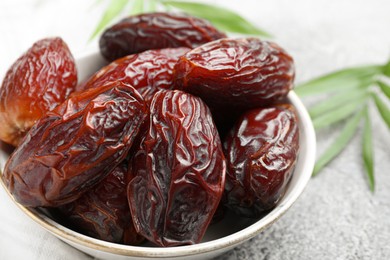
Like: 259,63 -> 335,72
0,51 -> 316,258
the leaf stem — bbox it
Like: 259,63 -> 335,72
362,106 -> 375,192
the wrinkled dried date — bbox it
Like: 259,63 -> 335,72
77,47 -> 190,103
99,12 -> 226,61
0,23 -> 301,247
57,163 -> 144,245
127,90 -> 226,246
223,104 -> 299,217
2,81 -> 147,207
174,37 -> 295,109
0,37 -> 77,146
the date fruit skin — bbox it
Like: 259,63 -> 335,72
2,81 -> 147,207
57,163 -> 144,245
223,104 -> 299,217
99,12 -> 226,61
127,90 -> 226,246
77,47 -> 190,103
0,37 -> 77,147
174,38 -> 295,109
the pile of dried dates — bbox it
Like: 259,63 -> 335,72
0,12 -> 299,247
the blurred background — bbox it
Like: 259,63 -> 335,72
0,0 -> 390,259
1,0 -> 390,82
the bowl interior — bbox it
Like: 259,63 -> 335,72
0,51 -> 316,258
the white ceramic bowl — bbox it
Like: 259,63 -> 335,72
0,51 -> 316,260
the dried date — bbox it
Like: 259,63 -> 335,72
223,104 -> 299,217
99,12 -> 226,61
57,163 -> 144,245
127,90 -> 226,246
2,81 -> 147,207
77,47 -> 190,103
0,37 -> 77,146
174,37 -> 295,109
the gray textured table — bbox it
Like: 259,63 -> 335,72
0,0 -> 389,259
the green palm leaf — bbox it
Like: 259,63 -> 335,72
90,0 -> 129,40
309,89 -> 368,119
161,1 -> 271,37
295,65 -> 381,97
313,109 -> 364,176
373,93 -> 390,129
377,80 -> 390,100
362,107 -> 375,192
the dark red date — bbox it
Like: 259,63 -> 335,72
2,81 -> 147,207
77,47 -> 190,103
223,104 -> 299,217
127,90 -> 226,246
174,38 -> 295,109
99,12 -> 226,61
0,37 -> 77,146
57,163 -> 144,245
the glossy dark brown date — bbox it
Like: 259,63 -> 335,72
2,82 -> 147,207
223,104 -> 299,217
99,12 -> 226,61
77,47 -> 190,103
0,37 -> 77,147
57,163 -> 144,245
174,38 -> 295,109
127,90 -> 226,246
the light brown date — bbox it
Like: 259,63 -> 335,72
0,37 -> 77,146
